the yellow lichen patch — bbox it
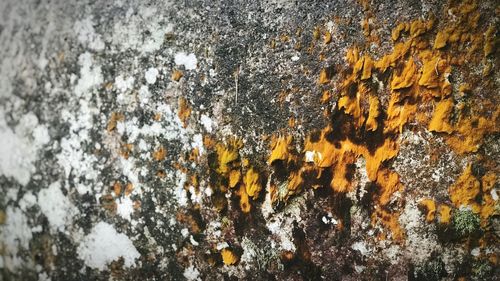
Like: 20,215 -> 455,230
409,19 -> 432,38
244,167 -> 262,199
228,169 -> 241,188
338,95 -> 362,126
479,193 -> 497,228
428,98 -> 454,133
446,110 -> 499,154
346,46 -> 360,65
215,139 -> 242,175
391,58 -> 416,90
107,112 -> 124,132
434,30 -> 449,49
484,25 -> 496,57
449,164 -> 481,211
439,204 -> 452,224
374,40 -> 412,72
364,138 -> 399,181
171,69 -> 183,81
365,95 -> 380,131
372,209 -> 405,242
287,170 -> 304,195
237,184 -> 251,213
481,172 -> 496,193
221,248 -> 239,265
152,146 -> 167,161
319,68 -> 331,84
178,97 -> 191,127
384,95 -> 417,134
324,31 -> 332,44
268,135 -> 293,165
361,55 -> 373,80
419,199 -> 437,222
391,22 -> 409,41
330,153 -> 356,192
376,168 -> 403,206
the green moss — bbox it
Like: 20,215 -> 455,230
452,208 -> 480,237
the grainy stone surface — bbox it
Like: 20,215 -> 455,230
0,0 -> 498,280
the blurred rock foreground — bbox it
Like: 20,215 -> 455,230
0,0 -> 498,280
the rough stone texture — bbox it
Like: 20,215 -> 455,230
0,0 -> 498,280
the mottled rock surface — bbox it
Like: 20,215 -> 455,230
0,0 -> 498,280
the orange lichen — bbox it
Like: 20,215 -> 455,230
172,69 -> 183,81
228,170 -> 241,188
438,204 -> 452,224
361,55 -> 373,80
372,209 -> 405,242
376,168 -> 403,206
391,22 -> 408,41
330,153 -> 356,192
484,25 -> 496,57
237,184 -> 251,213
409,19 -> 432,38
433,30 -> 449,49
107,112 -> 124,132
391,58 -> 416,90
420,199 -> 437,222
449,164 -> 481,211
324,31 -> 332,44
244,167 -> 262,199
268,135 -> 293,165
365,95 -> 380,131
428,99 -> 454,133
152,146 -> 167,161
319,68 -> 331,84
215,139 -> 242,175
113,182 -> 122,196
178,97 -> 191,127
446,110 -> 499,154
221,249 -> 239,265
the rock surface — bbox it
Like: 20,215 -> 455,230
0,0 -> 498,280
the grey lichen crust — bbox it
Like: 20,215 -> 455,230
0,0 -> 499,281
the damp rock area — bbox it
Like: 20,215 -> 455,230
0,0 -> 498,280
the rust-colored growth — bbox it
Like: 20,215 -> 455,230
176,211 -> 202,234
365,95 -> 380,131
153,113 -> 162,121
113,181 -> 122,196
156,170 -> 166,178
124,183 -> 134,196
120,143 -> 134,159
100,194 -> 117,212
152,145 -> 167,161
107,112 -> 124,132
178,97 -> 191,128
171,69 -> 183,81
419,199 -> 437,222
221,248 -> 239,265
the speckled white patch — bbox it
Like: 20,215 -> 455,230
77,222 -> 140,270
